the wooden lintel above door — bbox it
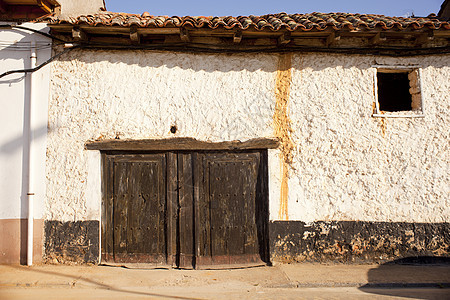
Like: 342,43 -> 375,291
85,137 -> 279,151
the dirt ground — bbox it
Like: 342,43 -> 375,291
1,263 -> 449,299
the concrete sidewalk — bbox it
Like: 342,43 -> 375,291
1,263 -> 449,299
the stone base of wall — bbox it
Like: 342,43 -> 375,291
42,220 -> 450,264
269,221 -> 449,263
44,220 -> 99,264
0,219 -> 44,264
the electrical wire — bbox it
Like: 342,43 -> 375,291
0,42 -> 53,51
0,45 -> 80,79
0,25 -> 77,78
0,24 -> 67,42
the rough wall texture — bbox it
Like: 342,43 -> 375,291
286,54 -> 449,222
44,220 -> 99,264
47,50 -> 449,225
269,221 -> 449,263
48,49 -> 276,221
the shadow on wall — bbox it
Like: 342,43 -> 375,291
1,35 -> 51,262
0,123 -> 48,265
53,48 -> 445,73
55,48 -> 278,73
359,256 -> 450,299
0,75 -> 26,85
0,125 -> 48,154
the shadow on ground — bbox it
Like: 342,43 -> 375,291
7,264 -> 200,300
359,256 -> 450,300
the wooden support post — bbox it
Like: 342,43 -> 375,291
278,32 -> 291,45
369,32 -> 386,45
180,27 -> 190,42
130,25 -> 140,44
326,31 -> 340,47
233,30 -> 242,44
72,27 -> 87,41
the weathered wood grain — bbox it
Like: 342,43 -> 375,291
86,137 -> 279,151
178,153 -> 195,269
102,150 -> 269,268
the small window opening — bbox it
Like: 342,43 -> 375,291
373,66 -> 423,117
377,72 -> 412,112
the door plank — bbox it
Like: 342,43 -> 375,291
103,155 -> 115,261
167,152 -> 177,267
178,153 -> 194,268
195,153 -> 211,262
228,160 -> 246,264
113,161 -> 129,258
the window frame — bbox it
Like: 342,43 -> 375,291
372,65 -> 425,118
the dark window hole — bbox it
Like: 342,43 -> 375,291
377,72 -> 412,112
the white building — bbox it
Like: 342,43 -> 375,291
1,4 -> 449,266
0,0 -> 104,265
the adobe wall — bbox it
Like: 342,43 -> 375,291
47,49 -> 449,263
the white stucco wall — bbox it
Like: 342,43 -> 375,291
0,24 -> 51,219
286,54 -> 449,222
47,50 -> 277,221
47,49 -> 449,223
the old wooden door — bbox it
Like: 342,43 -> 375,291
102,151 -> 268,268
194,152 -> 265,268
102,154 -> 175,266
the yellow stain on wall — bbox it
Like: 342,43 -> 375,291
274,53 -> 294,221
379,117 -> 387,137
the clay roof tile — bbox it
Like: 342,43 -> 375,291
45,12 -> 450,32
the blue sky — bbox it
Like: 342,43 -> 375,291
104,0 -> 444,17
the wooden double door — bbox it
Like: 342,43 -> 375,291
102,151 -> 269,269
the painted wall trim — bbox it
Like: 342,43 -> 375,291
0,219 -> 44,264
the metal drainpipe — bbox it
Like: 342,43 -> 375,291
27,40 -> 37,266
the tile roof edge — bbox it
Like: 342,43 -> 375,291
40,12 -> 450,32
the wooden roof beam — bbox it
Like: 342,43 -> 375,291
72,27 -> 87,41
326,31 -> 340,47
130,25 -> 140,44
278,31 -> 291,45
369,32 -> 386,45
180,27 -> 190,42
415,30 -> 434,46
233,30 -> 242,44
37,0 -> 53,13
